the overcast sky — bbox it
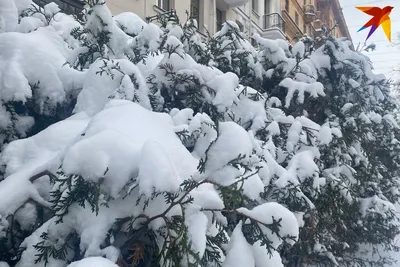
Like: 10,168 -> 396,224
338,0 -> 400,80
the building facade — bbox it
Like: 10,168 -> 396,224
33,0 -> 352,47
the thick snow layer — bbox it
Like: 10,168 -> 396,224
44,2 -> 60,17
1,113 -> 90,176
50,13 -> 82,48
14,202 -> 37,231
223,222 -> 255,267
138,140 -> 182,197
114,12 -> 146,36
67,257 -> 119,267
203,122 -> 252,185
0,168 -> 49,220
136,52 -> 163,77
64,100 -> 198,198
17,218 -> 67,267
253,33 -> 286,65
231,87 -> 267,132
280,78 -> 325,108
292,41 -> 305,58
0,113 -> 89,230
74,59 -> 151,116
14,0 -> 32,15
85,1 -> 129,58
0,27 -> 83,109
252,241 -> 283,267
275,150 -> 319,188
207,72 -> 239,112
319,123 -> 333,145
242,173 -> 264,200
0,0 -> 18,33
237,202 -> 299,248
359,195 -> 396,218
17,17 -> 44,33
185,209 -> 208,258
16,98 -> 206,262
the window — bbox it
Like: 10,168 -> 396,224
216,8 -> 223,31
191,0 -> 200,23
303,24 -> 306,34
309,25 -> 312,36
303,0 -> 307,5
158,0 -> 170,10
295,12 -> 299,25
252,0 -> 258,12
264,0 -> 270,14
285,0 -> 289,11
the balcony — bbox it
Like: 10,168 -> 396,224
33,0 -> 84,17
303,4 -> 316,23
260,13 -> 286,40
312,19 -> 323,37
217,0 -> 248,10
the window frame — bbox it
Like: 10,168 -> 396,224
252,0 -> 258,13
216,8 -> 223,31
157,0 -> 170,11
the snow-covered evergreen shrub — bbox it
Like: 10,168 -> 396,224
252,33 -> 400,267
0,0 -> 399,267
0,0 -> 83,152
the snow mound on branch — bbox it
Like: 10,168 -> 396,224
67,257 -> 119,267
74,59 -> 151,116
223,221 -> 255,267
185,209 -> 209,258
204,121 -> 252,185
1,113 -> 90,176
85,0 -> 129,58
0,169 -> 50,222
292,41 -> 305,58
63,100 -> 198,197
17,17 -> 44,33
0,26 -> 83,107
231,86 -> 267,132
0,0 -> 18,33
252,241 -> 284,267
0,113 -> 89,229
280,78 -> 325,108
151,36 -> 246,112
17,218 -> 66,267
14,0 -> 32,15
138,140 -> 182,197
237,202 -> 299,248
114,12 -> 146,36
50,13 -> 82,48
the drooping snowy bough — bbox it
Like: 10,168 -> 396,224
0,0 -> 399,267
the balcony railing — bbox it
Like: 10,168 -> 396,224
262,13 -> 285,32
33,0 -> 84,17
303,4 -> 316,23
303,4 -> 315,14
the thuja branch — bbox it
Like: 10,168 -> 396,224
29,170 -> 58,183
123,169 -> 260,228
200,208 -> 274,228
